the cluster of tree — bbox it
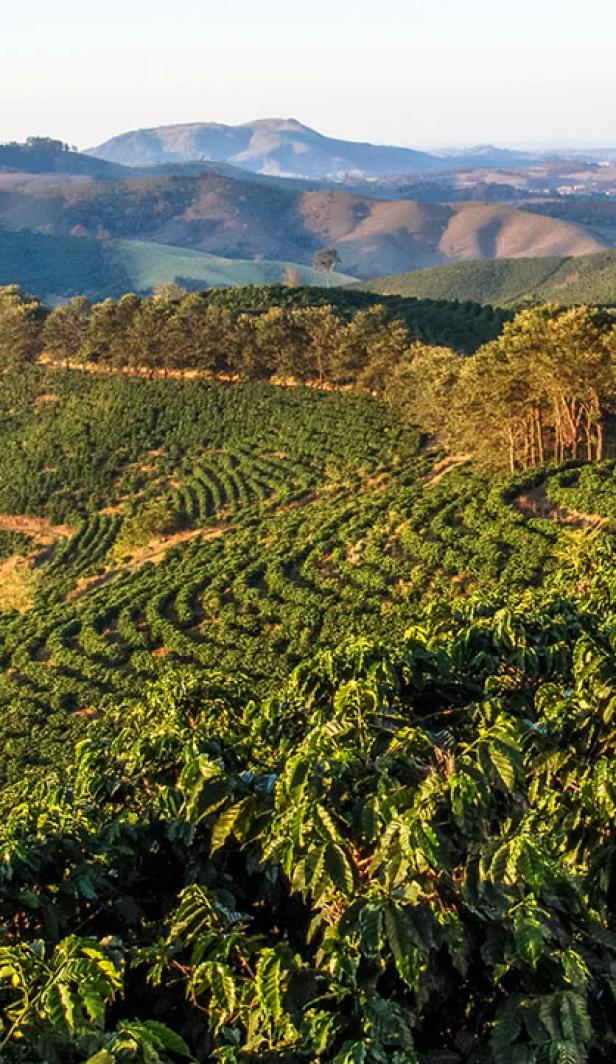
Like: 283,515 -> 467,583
0,136 -> 77,170
5,284 -> 616,471
201,284 -> 508,353
0,283 -> 507,367
39,290 -> 416,389
0,283 -> 500,400
401,305 -> 616,468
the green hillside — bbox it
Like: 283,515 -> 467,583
359,249 -> 616,306
0,367 -> 583,780
0,230 -> 354,302
3,362 -> 616,1060
112,238 -> 356,290
0,230 -> 131,300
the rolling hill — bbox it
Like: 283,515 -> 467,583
0,230 -> 354,302
0,138 -> 128,179
0,170 -> 604,278
358,249 -> 616,305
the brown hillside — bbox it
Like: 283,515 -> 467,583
0,171 -> 605,279
439,203 -> 601,261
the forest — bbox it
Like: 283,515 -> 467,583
2,281 -> 616,1061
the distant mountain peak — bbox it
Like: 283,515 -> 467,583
240,117 -> 314,133
87,118 -> 443,178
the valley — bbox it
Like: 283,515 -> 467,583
2,130 -> 615,297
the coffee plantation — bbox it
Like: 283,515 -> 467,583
2,299 -> 616,1061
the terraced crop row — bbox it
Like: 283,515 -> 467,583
47,514 -> 123,576
0,367 -> 417,524
167,449 -> 314,526
0,460 -> 566,726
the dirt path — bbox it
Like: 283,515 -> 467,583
122,524 -> 227,568
514,483 -> 607,530
424,455 -> 472,485
0,514 -> 75,542
0,555 -> 38,612
38,356 -> 346,394
67,524 -> 228,601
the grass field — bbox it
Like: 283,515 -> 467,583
110,238 -> 356,291
0,229 -> 355,302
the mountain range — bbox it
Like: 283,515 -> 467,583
88,118 -> 556,179
0,122 -> 615,301
88,118 -> 446,177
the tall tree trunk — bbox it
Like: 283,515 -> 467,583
586,412 -> 593,462
508,425 -> 516,472
552,400 -> 563,463
522,422 -> 530,468
597,419 -> 604,462
527,413 -> 535,468
535,406 -> 545,465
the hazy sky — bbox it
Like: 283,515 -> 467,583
3,0 -> 615,149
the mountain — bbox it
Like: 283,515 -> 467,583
91,119 -> 592,181
0,229 -> 354,302
358,249 -> 616,305
0,171 -> 604,279
430,144 -> 541,168
88,117 -> 445,178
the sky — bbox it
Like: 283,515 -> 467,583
2,0 -> 615,150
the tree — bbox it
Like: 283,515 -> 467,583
427,305 -> 616,470
42,297 -> 92,367
332,305 -> 409,388
384,341 -> 463,433
124,299 -> 175,375
541,305 -> 613,462
0,286 -> 45,369
230,313 -> 274,380
283,266 -> 302,287
88,293 -> 141,369
253,307 -> 315,382
163,298 -> 234,375
313,247 -> 342,279
448,341 -> 532,469
152,281 -> 186,303
297,306 -> 345,384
